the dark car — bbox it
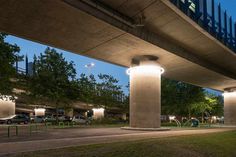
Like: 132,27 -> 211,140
0,114 -> 30,124
30,115 -> 45,123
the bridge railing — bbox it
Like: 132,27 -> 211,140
170,0 -> 236,52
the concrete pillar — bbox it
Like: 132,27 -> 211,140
128,55 -> 164,128
0,97 -> 15,118
34,108 -> 46,116
92,108 -> 105,120
224,88 -> 236,125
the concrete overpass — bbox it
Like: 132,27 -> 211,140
0,0 -> 236,128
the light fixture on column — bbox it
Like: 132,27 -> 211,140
223,87 -> 236,126
126,55 -> 165,76
34,108 -> 46,116
222,87 -> 236,97
126,65 -> 164,75
123,55 -> 169,130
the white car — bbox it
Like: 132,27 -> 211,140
72,115 -> 90,125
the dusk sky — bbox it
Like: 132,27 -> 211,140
5,0 -> 236,95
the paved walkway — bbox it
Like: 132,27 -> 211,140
0,127 -> 235,156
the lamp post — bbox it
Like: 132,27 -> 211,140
85,62 -> 95,76
84,62 -> 95,118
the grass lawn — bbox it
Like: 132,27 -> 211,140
8,131 -> 236,157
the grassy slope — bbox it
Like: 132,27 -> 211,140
9,131 -> 236,157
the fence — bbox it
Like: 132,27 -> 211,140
170,0 -> 236,52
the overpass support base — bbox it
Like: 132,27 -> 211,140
223,88 -> 236,125
128,55 -> 164,128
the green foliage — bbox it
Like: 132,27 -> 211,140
96,74 -> 126,109
190,92 -> 223,119
206,93 -> 223,116
78,73 -> 96,105
161,77 -> 205,116
161,77 -> 223,118
0,33 -> 21,96
28,47 -> 78,113
76,73 -> 128,111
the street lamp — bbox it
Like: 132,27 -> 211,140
85,62 -> 95,76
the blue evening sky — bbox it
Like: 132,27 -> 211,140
5,0 -> 235,95
6,35 -> 130,93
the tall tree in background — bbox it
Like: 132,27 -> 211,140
78,74 -> 96,107
96,74 -> 124,108
29,47 -> 79,122
209,94 -> 223,116
161,77 -> 205,117
191,92 -> 223,122
0,33 -> 21,98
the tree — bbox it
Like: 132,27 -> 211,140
0,33 -> 21,98
28,47 -> 78,122
190,101 -> 212,123
190,93 -> 223,123
204,93 -> 223,117
96,74 -> 124,108
78,74 -> 96,107
161,77 -> 205,117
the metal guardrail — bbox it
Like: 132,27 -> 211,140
170,0 -> 236,53
7,125 -> 18,137
1,123 -> 81,138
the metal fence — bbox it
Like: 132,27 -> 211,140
170,0 -> 236,52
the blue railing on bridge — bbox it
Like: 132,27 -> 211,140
170,0 -> 236,53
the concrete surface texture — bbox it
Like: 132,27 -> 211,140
0,98 -> 15,118
0,0 -> 236,91
129,56 -> 161,128
1,0 -> 236,126
224,91 -> 236,125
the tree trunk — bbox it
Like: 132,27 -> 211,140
201,112 -> 204,123
56,103 -> 59,124
188,108 -> 191,119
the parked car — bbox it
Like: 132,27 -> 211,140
0,114 -> 30,124
58,115 -> 71,122
44,115 -> 56,122
30,116 -> 45,123
44,115 -> 71,123
72,115 -> 91,125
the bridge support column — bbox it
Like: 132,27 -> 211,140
126,56 -> 164,129
223,88 -> 236,126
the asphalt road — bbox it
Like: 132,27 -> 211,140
0,126 -> 235,156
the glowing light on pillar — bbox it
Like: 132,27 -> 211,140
127,59 -> 163,128
126,65 -> 165,75
169,116 -> 176,120
92,108 -> 104,119
223,88 -> 236,125
222,91 -> 236,97
0,96 -> 15,118
34,108 -> 46,116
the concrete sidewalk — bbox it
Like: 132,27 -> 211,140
0,127 -> 235,156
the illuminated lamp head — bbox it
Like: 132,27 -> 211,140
126,55 -> 165,75
222,87 -> 236,97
